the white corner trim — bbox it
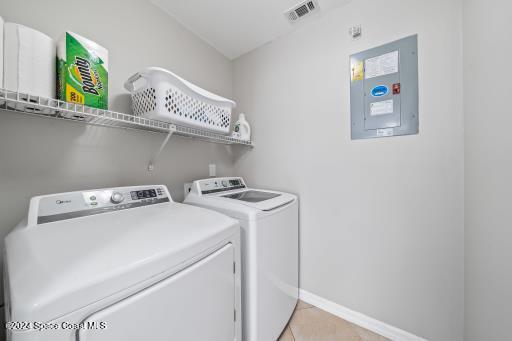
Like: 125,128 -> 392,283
298,289 -> 428,341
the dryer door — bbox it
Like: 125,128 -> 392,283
79,244 -> 235,341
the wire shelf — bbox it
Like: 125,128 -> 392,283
0,88 -> 253,147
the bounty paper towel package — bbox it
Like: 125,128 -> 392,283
3,23 -> 56,98
57,32 -> 108,109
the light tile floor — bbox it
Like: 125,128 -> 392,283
278,300 -> 390,341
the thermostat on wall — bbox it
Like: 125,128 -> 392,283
350,35 -> 419,139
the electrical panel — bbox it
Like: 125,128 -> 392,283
350,35 -> 418,139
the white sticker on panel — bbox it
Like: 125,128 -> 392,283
365,51 -> 399,79
370,100 -> 394,116
376,128 -> 393,137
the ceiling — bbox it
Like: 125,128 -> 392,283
150,0 -> 352,60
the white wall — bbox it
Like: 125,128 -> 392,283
233,0 -> 464,340
464,0 -> 512,340
0,0 -> 236,297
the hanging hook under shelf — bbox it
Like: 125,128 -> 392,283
148,129 -> 175,172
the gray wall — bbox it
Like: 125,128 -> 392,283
464,0 -> 512,340
0,0 -> 237,292
232,0 -> 464,340
5,0 -> 511,339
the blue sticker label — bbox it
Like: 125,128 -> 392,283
371,85 -> 389,97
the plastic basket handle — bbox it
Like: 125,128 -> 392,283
124,72 -> 146,93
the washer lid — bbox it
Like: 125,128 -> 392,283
218,189 -> 294,211
4,201 -> 238,323
222,190 -> 281,203
195,190 -> 296,218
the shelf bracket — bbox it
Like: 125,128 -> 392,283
148,129 -> 174,172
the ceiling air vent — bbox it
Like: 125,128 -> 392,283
284,0 -> 320,24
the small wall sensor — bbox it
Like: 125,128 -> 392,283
349,25 -> 362,40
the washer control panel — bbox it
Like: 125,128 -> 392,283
195,177 -> 246,195
36,185 -> 170,224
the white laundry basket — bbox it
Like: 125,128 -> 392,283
124,67 -> 235,134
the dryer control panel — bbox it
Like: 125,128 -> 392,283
34,185 -> 171,224
194,177 -> 246,195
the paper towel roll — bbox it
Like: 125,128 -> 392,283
4,23 -> 56,99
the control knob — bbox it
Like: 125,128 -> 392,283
111,192 -> 124,204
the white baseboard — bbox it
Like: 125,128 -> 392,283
298,289 -> 428,341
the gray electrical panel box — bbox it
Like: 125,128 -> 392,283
350,35 -> 418,139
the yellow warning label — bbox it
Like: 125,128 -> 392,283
351,60 -> 364,82
66,84 -> 84,104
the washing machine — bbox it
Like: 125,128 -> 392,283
184,177 -> 298,341
3,185 -> 242,341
